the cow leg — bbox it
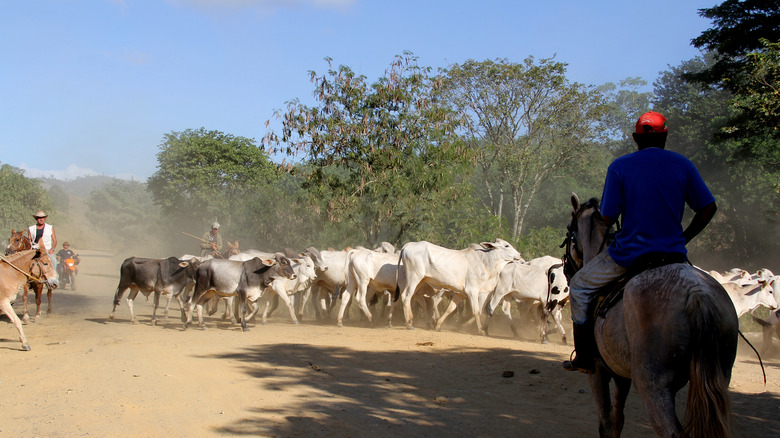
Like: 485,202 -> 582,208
336,283 -> 354,327
126,289 -> 141,324
150,291 -> 162,326
172,291 -> 188,323
354,285 -> 374,326
539,309 -> 551,344
276,291 -> 299,325
0,299 -> 30,351
435,294 -> 462,332
238,291 -> 249,332
261,295 -> 272,325
295,289 -> 308,321
551,304 -> 567,344
108,286 -> 130,322
401,278 -> 423,330
502,300 -> 521,338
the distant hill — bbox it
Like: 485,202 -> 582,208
37,175 -> 125,197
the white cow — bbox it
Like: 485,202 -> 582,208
485,261 -> 568,344
721,279 -> 777,317
709,269 -> 754,286
300,249 -> 352,322
396,239 -> 523,334
340,248 -> 399,327
753,307 -> 780,354
254,254 -> 319,324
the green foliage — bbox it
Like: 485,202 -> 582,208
264,52 -> 475,246
596,78 -> 653,156
147,128 -> 280,243
727,39 -> 780,143
439,57 -> 606,237
517,226 -> 566,261
654,55 -> 780,267
85,179 -> 163,253
0,164 -> 53,233
689,0 -> 780,89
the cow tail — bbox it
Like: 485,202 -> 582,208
394,248 -> 404,302
683,290 -> 734,438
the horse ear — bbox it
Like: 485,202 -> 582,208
570,193 -> 580,211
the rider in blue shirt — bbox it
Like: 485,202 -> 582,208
563,111 -> 718,373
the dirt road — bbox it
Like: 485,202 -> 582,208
1,249 -> 778,437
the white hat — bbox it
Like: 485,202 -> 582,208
33,210 -> 48,218
211,222 -> 220,229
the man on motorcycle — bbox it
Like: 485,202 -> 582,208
56,241 -> 80,289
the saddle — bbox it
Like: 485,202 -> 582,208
593,252 -> 688,319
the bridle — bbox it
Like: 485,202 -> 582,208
560,198 -> 614,282
5,233 -> 31,255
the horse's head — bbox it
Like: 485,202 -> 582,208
562,193 -> 609,281
32,243 -> 59,289
6,229 -> 31,255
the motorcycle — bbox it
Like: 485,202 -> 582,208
58,257 -> 78,291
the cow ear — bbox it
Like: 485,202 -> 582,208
262,258 -> 275,266
179,262 -> 190,268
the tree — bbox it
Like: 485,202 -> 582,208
0,163 -> 52,232
689,0 -> 780,89
596,77 -> 653,156
653,55 -> 779,266
86,179 -> 162,252
439,57 -> 605,237
263,53 -> 475,246
147,128 -> 279,236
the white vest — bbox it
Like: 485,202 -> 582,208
29,224 -> 54,250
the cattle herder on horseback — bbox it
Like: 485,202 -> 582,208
562,111 -> 719,374
200,222 -> 223,257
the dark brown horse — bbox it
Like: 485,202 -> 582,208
6,229 -> 56,322
0,245 -> 59,350
563,194 -> 739,437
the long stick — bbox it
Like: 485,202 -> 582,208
181,232 -> 209,243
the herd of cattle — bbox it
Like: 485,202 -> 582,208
1,233 -> 777,352
99,238 -> 779,353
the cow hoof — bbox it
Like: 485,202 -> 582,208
22,315 -> 30,324
47,308 -> 53,314
131,320 -> 139,325
541,339 -> 548,345
435,327 -> 442,332
561,336 -> 568,345
337,322 -> 343,328
200,326 -> 207,331
407,326 -> 414,331
242,328 -> 250,332
21,344 -> 31,351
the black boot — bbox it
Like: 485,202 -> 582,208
562,322 -> 596,374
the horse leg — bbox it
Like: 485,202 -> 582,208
588,370 -> 624,438
34,284 -> 43,320
22,283 -> 31,323
46,286 -> 53,314
0,299 -> 30,351
610,376 -> 631,437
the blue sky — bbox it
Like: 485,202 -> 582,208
1,0 -> 716,181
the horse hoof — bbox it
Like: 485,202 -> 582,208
21,345 -> 31,351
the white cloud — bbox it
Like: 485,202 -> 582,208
18,163 -> 142,181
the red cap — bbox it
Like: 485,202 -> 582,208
635,111 -> 668,133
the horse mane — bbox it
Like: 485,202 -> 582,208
2,249 -> 37,263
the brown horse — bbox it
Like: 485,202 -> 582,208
563,194 -> 739,437
5,229 -> 55,322
0,245 -> 59,350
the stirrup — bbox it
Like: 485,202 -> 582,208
562,351 -> 594,374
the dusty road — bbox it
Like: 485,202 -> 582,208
1,249 -> 778,437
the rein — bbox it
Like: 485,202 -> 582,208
0,252 -> 45,283
559,198 -> 615,282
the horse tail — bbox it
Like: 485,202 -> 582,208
683,290 -> 734,438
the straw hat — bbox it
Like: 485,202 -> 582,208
33,210 -> 48,218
